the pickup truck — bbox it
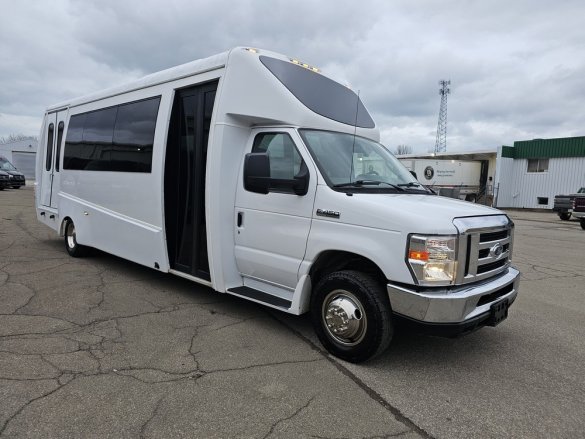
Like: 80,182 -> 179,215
572,196 -> 585,229
553,187 -> 585,220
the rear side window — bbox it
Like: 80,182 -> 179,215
260,56 -> 375,129
63,96 -> 160,172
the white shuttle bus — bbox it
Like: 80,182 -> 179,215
36,48 -> 520,362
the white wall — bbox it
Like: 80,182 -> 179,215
495,156 -> 585,209
0,139 -> 38,179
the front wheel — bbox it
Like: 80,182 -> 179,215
580,218 -> 585,230
64,219 -> 87,257
559,212 -> 571,221
311,270 -> 393,363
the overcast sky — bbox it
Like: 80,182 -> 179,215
1,0 -> 584,153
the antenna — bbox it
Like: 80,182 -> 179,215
434,80 -> 450,153
349,90 -> 360,181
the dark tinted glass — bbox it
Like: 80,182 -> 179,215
63,114 -> 86,170
55,121 -> 64,171
45,123 -> 54,171
260,56 -> 375,129
63,97 -> 160,172
75,107 -> 117,171
112,97 -> 160,172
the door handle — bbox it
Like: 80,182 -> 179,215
237,212 -> 243,227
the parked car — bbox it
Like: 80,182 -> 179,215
553,187 -> 585,220
572,196 -> 585,230
0,170 -> 10,190
0,156 -> 26,189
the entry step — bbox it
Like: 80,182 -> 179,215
227,286 -> 291,309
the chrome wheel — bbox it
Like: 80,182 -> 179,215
322,289 -> 367,346
66,221 -> 76,249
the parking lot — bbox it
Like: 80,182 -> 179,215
1,186 -> 584,438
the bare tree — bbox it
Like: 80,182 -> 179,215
394,144 -> 413,155
0,134 -> 38,144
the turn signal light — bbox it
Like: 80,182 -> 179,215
409,250 -> 429,261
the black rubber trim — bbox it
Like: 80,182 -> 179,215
227,286 -> 291,309
393,311 -> 493,338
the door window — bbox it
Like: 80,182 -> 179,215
252,132 -> 303,181
45,123 -> 54,171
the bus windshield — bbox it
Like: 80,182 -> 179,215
299,130 -> 427,193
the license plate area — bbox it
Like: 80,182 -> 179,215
488,299 -> 509,326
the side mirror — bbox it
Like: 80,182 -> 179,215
243,152 -> 310,196
244,153 -> 270,194
292,162 -> 310,195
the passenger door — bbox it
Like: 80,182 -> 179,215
234,129 -> 317,289
40,110 -> 67,208
164,82 -> 218,281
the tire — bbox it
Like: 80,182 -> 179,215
64,219 -> 87,257
12,186 -> 20,189
465,194 -> 477,203
559,212 -> 571,221
580,218 -> 585,230
311,270 -> 393,363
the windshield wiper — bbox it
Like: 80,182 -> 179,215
398,181 -> 434,193
333,180 -> 405,191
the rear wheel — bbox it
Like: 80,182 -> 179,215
580,218 -> 585,230
64,220 -> 87,257
311,270 -> 393,363
559,212 -> 571,221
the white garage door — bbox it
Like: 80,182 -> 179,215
12,152 -> 36,180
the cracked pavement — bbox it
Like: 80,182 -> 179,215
0,187 -> 424,438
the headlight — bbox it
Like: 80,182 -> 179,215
407,235 -> 457,285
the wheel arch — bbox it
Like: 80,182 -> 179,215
308,250 -> 387,291
59,216 -> 72,237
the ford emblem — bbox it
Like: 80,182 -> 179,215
490,243 -> 504,258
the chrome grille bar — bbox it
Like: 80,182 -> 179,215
453,215 -> 513,284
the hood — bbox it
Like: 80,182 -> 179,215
315,187 -> 505,235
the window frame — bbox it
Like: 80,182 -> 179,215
526,158 -> 549,173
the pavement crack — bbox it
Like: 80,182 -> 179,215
270,313 -> 435,439
139,396 -> 164,439
0,376 -> 75,436
200,358 -> 324,375
263,395 -> 316,438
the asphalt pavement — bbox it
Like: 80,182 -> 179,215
1,186 -> 584,438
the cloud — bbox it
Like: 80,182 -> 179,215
1,0 -> 584,152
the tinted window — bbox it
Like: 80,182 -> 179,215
260,56 -> 375,129
45,123 -> 54,171
63,114 -> 86,170
63,96 -> 160,172
55,121 -> 64,171
112,98 -> 160,172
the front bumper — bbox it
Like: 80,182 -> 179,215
387,267 -> 520,333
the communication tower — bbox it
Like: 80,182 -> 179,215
434,80 -> 451,153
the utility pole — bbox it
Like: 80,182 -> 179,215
434,80 -> 450,153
